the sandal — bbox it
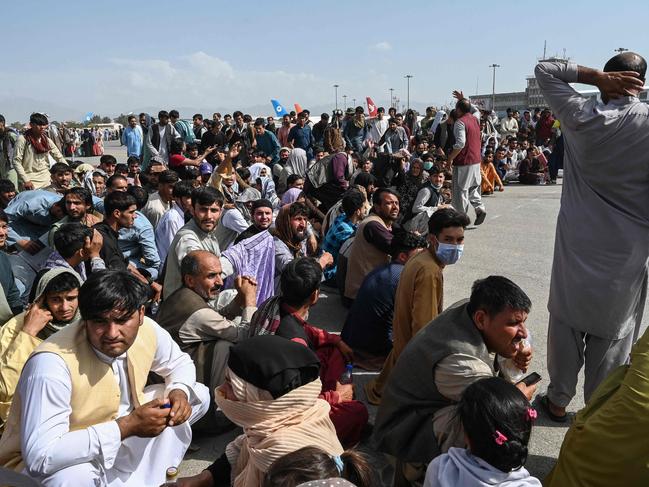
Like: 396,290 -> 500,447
539,394 -> 568,423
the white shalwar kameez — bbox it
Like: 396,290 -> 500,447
18,323 -> 210,487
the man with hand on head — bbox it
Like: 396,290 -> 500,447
535,52 -> 649,422
0,270 -> 210,486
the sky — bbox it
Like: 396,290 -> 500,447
2,0 -> 648,122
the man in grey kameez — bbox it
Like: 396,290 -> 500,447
535,53 -> 649,420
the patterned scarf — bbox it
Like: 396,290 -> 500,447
247,295 -> 283,337
24,128 -> 50,154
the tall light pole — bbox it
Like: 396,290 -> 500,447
389,88 -> 394,109
333,84 -> 339,110
404,75 -> 413,111
489,64 -> 500,112
352,98 -> 356,108
614,47 -> 628,53
343,95 -> 347,110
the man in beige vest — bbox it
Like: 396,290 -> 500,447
344,188 -> 400,301
0,270 -> 210,486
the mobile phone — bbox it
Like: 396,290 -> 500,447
517,372 -> 542,387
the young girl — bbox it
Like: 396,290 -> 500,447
424,377 -> 541,487
263,446 -> 374,487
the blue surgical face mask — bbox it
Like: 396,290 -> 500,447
423,161 -> 433,171
435,242 -> 464,265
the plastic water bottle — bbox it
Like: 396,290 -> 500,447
339,364 -> 354,384
497,334 -> 532,383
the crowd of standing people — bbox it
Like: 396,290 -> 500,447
0,50 -> 647,487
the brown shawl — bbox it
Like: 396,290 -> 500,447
216,368 -> 343,487
24,128 -> 50,154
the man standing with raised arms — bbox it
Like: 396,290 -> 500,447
535,52 -> 648,421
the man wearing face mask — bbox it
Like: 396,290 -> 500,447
366,207 -> 470,405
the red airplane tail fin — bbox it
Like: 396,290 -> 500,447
366,97 -> 378,117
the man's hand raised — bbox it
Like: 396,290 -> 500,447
452,90 -> 465,100
116,398 -> 170,439
596,70 -> 645,99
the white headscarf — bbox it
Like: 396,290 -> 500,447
285,148 -> 309,177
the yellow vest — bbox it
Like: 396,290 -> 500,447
0,317 -> 158,471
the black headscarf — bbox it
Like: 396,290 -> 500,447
228,335 -> 321,399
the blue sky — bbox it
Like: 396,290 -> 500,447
2,0 -> 648,121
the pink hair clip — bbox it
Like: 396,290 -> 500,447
494,430 -> 508,446
527,407 -> 538,421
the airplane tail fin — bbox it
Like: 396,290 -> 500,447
366,97 -> 378,117
271,99 -> 288,117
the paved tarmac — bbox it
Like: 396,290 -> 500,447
178,182 -> 571,481
84,142 -> 648,483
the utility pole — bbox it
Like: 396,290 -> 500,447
404,75 -> 413,111
333,84 -> 339,110
489,64 -> 500,112
389,88 -> 394,109
343,95 -> 347,110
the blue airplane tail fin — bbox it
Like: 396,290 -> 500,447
271,99 -> 288,117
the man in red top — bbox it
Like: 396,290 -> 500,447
447,91 -> 487,225
264,257 -> 368,447
535,109 -> 555,146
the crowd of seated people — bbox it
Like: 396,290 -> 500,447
0,81 -> 612,487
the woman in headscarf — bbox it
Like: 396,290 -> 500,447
255,176 -> 280,209
81,129 -> 94,157
396,158 -> 425,224
172,335 -> 344,487
0,268 -> 82,431
277,148 -> 308,195
404,109 -> 421,143
280,187 -> 302,207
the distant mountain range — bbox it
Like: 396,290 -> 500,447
1,97 -> 442,124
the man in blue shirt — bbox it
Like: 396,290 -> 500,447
121,115 -> 143,158
253,118 -> 281,165
321,191 -> 365,281
341,229 -> 427,363
288,111 -> 314,160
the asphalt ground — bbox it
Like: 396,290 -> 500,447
82,142 -> 649,482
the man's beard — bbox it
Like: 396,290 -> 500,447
292,231 -> 307,244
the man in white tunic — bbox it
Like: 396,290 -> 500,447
0,270 -> 210,486
535,53 -> 648,420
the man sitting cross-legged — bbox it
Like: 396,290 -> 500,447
0,270 -> 210,486
156,250 -> 257,394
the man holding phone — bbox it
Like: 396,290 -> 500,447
373,276 -> 536,485
0,270 -> 210,485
